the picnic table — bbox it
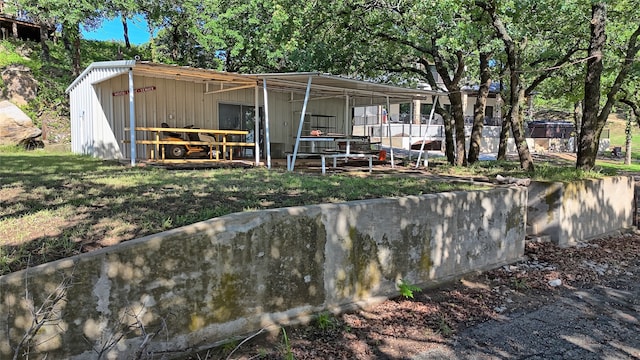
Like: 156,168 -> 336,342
126,126 -> 255,161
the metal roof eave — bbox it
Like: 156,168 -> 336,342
65,60 -> 136,93
133,62 -> 257,85
254,72 -> 446,103
66,60 -> 258,94
67,62 -> 447,102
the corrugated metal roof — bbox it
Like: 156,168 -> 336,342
133,62 -> 257,84
67,61 -> 447,104
253,72 -> 445,104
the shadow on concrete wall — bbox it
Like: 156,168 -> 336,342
0,176 -> 633,359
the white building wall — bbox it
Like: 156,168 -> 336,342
68,66 -> 130,159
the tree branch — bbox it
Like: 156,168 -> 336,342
525,41 -> 582,96
598,23 -> 640,124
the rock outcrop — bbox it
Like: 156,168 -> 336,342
1,65 -> 38,106
0,100 -> 42,146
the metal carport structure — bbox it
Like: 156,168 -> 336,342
252,72 -> 445,170
66,61 -> 446,170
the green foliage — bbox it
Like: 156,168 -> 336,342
1,37 -> 150,132
531,163 -> 608,182
512,278 -> 529,290
280,328 -> 294,360
0,145 -> 25,153
221,339 -> 239,355
315,312 -> 336,331
398,279 -> 422,299
437,316 -> 453,337
0,41 -> 40,69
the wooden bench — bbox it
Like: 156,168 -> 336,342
286,152 -> 377,174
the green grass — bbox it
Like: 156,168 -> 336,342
427,158 -> 609,182
0,149 -> 488,276
606,113 -> 640,159
1,146 -> 637,276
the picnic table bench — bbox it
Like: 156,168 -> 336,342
286,151 -> 378,174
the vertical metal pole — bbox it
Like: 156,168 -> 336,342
416,95 -> 439,168
409,100 -> 413,162
378,104 -> 382,144
386,96 -> 394,168
262,79 -> 272,169
128,68 -> 136,166
344,95 -> 350,136
290,76 -> 313,171
254,85 -> 260,166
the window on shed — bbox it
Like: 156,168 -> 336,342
219,103 -> 263,130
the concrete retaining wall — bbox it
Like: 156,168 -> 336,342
0,188 -> 526,359
527,176 -> 634,246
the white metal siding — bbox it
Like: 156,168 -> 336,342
70,64 -> 378,160
69,66 -> 129,159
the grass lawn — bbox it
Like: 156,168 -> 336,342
0,150 -> 486,276
605,113 -> 640,158
0,146 -> 628,276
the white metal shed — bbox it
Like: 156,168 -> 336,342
66,60 -> 444,168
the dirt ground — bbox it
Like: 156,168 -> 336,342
189,231 -> 640,360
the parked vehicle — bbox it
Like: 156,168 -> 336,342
161,123 -> 214,159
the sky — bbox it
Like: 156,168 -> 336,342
81,16 -> 151,45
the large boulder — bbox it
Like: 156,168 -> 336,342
0,100 -> 42,146
1,65 -> 38,106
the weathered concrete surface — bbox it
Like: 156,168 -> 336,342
527,176 -> 634,246
0,188 -> 526,359
413,277 -> 640,360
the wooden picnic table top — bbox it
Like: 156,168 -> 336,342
132,127 -> 249,136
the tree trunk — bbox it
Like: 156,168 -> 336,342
73,36 -> 81,76
440,109 -> 456,164
577,5 -> 640,169
573,101 -> 582,153
504,50 -> 533,171
497,116 -> 510,160
577,3 -> 606,170
39,22 -> 50,62
61,22 -> 81,75
433,52 -> 467,166
148,24 -> 158,62
468,51 -> 491,164
478,0 -> 533,171
171,25 -> 180,61
625,110 -> 632,165
448,86 -> 467,166
121,13 -> 131,49
497,80 -> 509,160
509,87 -> 533,171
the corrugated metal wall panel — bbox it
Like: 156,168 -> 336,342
69,66 -> 129,159
264,91 -> 292,144
72,66 -> 371,160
